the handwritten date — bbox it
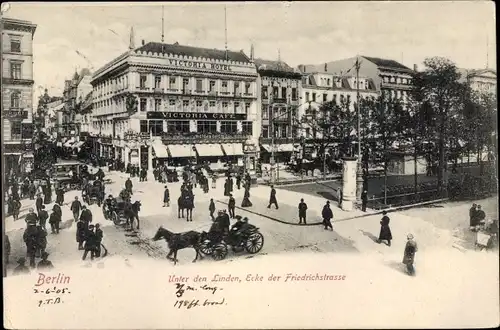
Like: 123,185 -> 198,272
34,287 -> 71,294
173,298 -> 226,309
175,283 -> 221,298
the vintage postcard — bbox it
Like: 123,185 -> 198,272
2,1 -> 498,329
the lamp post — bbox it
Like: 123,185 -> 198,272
355,57 -> 364,202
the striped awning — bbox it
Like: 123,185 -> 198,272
168,144 -> 195,158
221,143 -> 244,156
195,144 -> 224,157
152,141 -> 169,158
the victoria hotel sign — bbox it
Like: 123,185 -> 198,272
168,59 -> 233,72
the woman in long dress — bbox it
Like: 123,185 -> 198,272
241,187 -> 252,207
377,211 -> 392,246
402,234 -> 418,276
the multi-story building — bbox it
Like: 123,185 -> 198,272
1,17 -> 37,175
76,91 -> 93,134
255,57 -> 302,163
60,68 -> 91,136
299,56 -> 415,103
44,99 -> 64,136
90,36 -> 259,173
458,68 -> 497,96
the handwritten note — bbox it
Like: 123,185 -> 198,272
33,273 -> 72,307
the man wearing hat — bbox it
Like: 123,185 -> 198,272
25,208 -> 38,225
38,205 -> 49,231
94,223 -> 104,257
35,193 -> 43,215
267,185 -> 279,209
37,252 -> 54,270
13,257 -> 30,275
163,185 -> 170,207
71,196 -> 82,222
298,198 -> 308,225
79,205 -> 93,229
228,194 -> 236,219
51,203 -> 62,234
209,199 -> 216,220
321,201 -> 334,231
402,234 -> 418,276
23,220 -> 38,267
230,216 -> 250,249
82,224 -> 97,260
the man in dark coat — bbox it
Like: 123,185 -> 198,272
43,181 -> 52,204
229,176 -> 234,193
469,203 -> 478,227
322,201 -> 333,231
11,198 -> 21,221
94,223 -> 104,257
25,208 -> 38,225
476,205 -> 486,226
71,196 -> 82,221
82,224 -> 97,260
38,205 -> 49,230
79,205 -> 93,229
28,181 -> 36,200
36,193 -> 44,215
55,186 -> 65,206
378,211 -> 392,246
76,220 -> 86,250
223,178 -> 230,197
267,185 -> 279,209
298,198 -> 308,225
37,251 -> 54,270
226,194 -> 235,218
125,177 -> 133,195
220,210 -> 231,236
361,190 -> 368,212
209,198 -> 216,220
23,221 -> 38,267
96,168 -> 105,181
51,203 -> 62,233
236,173 -> 242,190
163,186 -> 170,207
402,234 -> 418,276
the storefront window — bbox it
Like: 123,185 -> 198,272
140,120 -> 148,133
167,120 -> 190,133
197,121 -> 217,134
242,122 -> 253,136
220,121 -> 237,134
11,121 -> 22,140
150,120 -> 164,136
262,125 -> 269,138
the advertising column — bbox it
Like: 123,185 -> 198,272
341,157 -> 358,211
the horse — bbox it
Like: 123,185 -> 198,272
124,201 -> 142,230
177,195 -> 194,221
152,226 -> 203,265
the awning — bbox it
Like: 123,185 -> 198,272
277,144 -> 294,152
221,143 -> 244,156
195,144 -> 224,157
168,144 -> 195,158
152,141 -> 169,158
260,144 -> 273,152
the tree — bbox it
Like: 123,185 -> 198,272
412,57 -> 467,196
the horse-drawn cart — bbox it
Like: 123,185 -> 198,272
103,200 -> 141,228
199,223 -> 264,260
82,180 -> 105,206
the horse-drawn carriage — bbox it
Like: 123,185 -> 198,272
82,180 -> 105,206
102,196 -> 141,229
198,222 -> 264,260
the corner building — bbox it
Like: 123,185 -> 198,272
90,41 -> 259,173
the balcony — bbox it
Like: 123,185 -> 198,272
233,91 -> 242,97
161,132 -> 249,144
220,90 -> 231,96
182,89 -> 192,95
153,87 -> 164,94
208,91 -> 218,96
193,90 -> 206,95
4,109 -> 29,119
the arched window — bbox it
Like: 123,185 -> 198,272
11,91 -> 21,108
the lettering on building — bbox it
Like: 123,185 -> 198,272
168,59 -> 232,72
147,111 -> 247,121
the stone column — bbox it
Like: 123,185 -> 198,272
341,157 -> 358,211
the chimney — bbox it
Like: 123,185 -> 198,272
142,39 -> 145,46
413,64 -> 418,72
129,26 -> 135,50
324,63 -> 328,72
250,43 -> 254,62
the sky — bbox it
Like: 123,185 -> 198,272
3,1 -> 496,105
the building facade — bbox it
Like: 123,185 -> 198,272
1,17 -> 37,175
255,58 -> 302,163
60,68 -> 91,136
90,39 -> 259,173
459,68 -> 497,96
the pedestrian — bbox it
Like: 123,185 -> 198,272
25,208 -> 38,225
267,185 -> 279,209
71,196 -> 82,221
377,211 -> 392,246
125,177 -> 133,195
76,219 -> 86,250
94,223 -> 103,257
236,173 -> 242,190
361,190 -> 368,212
298,198 -> 308,225
229,175 -> 234,193
23,220 -> 38,268
82,224 -> 97,260
241,187 -> 252,207
221,210 -> 231,236
37,251 -> 54,270
322,201 -> 333,231
228,194 -> 236,218
13,257 -> 30,275
35,193 -> 43,215
223,178 -> 230,196
79,205 -> 93,229
38,205 -> 49,230
55,186 -> 65,206
402,234 -> 418,276
469,203 -> 478,227
337,188 -> 343,208
44,181 -> 52,204
52,203 -> 62,232
11,198 -> 21,221
28,181 -> 36,200
163,185 -> 170,207
209,198 -> 216,220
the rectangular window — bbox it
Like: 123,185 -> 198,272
183,78 -> 189,87
21,123 -> 33,139
221,81 -> 228,93
323,94 -> 327,102
169,77 -> 177,89
262,107 -> 268,120
262,87 -> 268,99
262,126 -> 269,138
245,103 -> 250,114
209,80 -> 216,92
154,99 -> 162,111
169,99 -> 176,106
197,121 -> 217,134
140,120 -> 148,133
140,75 -> 147,89
167,120 -> 190,133
10,62 -> 22,79
234,82 -> 240,94
234,102 -> 239,112
273,87 -> 278,98
245,82 -> 251,94
222,102 -> 228,109
150,120 -> 164,136
11,91 -> 21,108
182,100 -> 190,108
209,101 -> 216,108
196,79 -> 203,92
281,87 -> 287,99
220,121 -> 237,134
11,121 -> 22,140
312,93 -> 316,102
140,98 -> 147,112
154,76 -> 162,89
242,122 -> 253,135
292,88 -> 297,101
10,39 -> 21,53
196,100 -> 203,109
305,92 -> 310,102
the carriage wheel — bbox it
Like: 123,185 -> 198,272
211,242 -> 228,260
112,212 -> 120,225
245,232 -> 264,254
199,240 -> 214,256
